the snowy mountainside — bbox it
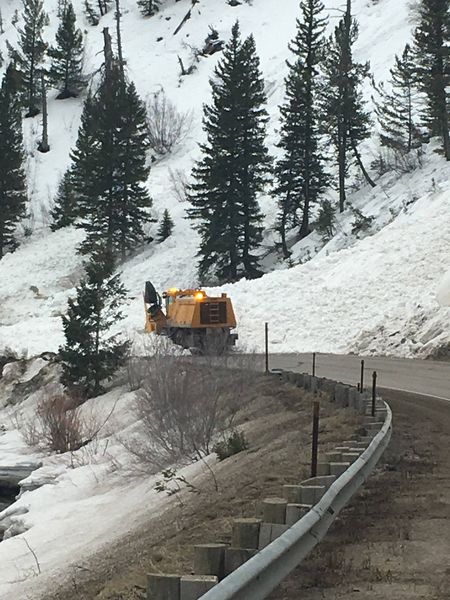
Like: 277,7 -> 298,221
0,0 -> 449,359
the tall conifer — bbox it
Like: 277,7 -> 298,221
413,0 -> 449,159
48,2 -> 85,99
188,22 -> 270,282
17,0 -> 47,117
60,246 -> 129,398
321,0 -> 373,212
373,44 -> 423,156
71,63 -> 153,258
0,64 -> 27,258
50,170 -> 77,230
274,0 -> 328,258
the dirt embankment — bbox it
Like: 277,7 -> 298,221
269,390 -> 450,600
44,375 -> 359,600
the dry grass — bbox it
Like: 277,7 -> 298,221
44,375 -> 360,600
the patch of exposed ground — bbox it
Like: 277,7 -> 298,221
269,390 -> 450,600
42,374 -> 359,600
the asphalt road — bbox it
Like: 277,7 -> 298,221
270,352 -> 450,401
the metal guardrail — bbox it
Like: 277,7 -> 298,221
201,402 -> 392,600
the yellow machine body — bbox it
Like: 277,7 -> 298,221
144,286 -> 238,352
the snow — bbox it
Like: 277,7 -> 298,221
0,0 -> 449,596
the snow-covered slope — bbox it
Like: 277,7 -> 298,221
0,0 -> 449,360
0,1 -> 449,597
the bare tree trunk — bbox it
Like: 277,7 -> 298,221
173,0 -> 199,36
103,27 -> 114,76
351,138 -> 376,187
38,74 -> 50,153
114,0 -> 125,77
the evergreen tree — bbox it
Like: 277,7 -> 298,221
315,198 -> 335,240
59,246 -> 129,398
273,0 -> 328,258
50,170 -> 77,230
84,0 -> 100,26
157,208 -> 174,242
373,44 -> 423,155
17,0 -> 47,117
321,0 -> 373,212
187,22 -> 270,282
0,64 -> 27,259
413,0 -> 450,160
71,63 -> 153,258
137,0 -> 161,17
48,2 -> 85,99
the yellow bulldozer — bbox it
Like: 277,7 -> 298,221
144,281 -> 238,353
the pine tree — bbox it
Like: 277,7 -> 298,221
59,246 -> 129,398
50,170 -> 77,230
157,209 -> 174,242
17,0 -> 47,117
321,0 -> 373,212
0,64 -> 27,259
273,0 -> 328,258
413,0 -> 450,160
84,0 -> 100,26
71,63 -> 153,258
137,0 -> 161,17
48,2 -> 85,99
187,22 -> 270,282
373,44 -> 423,155
57,0 -> 68,18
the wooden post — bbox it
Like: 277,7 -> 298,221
371,371 -> 377,417
312,352 -> 316,377
264,322 -> 269,374
311,400 -> 320,477
360,359 -> 365,393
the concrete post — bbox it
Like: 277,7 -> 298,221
317,462 -> 330,476
329,462 -> 351,477
325,451 -> 342,463
300,485 -> 326,504
193,544 -> 227,580
285,503 -> 311,526
341,452 -> 360,464
180,576 -> 217,600
282,484 -> 302,504
262,497 -> 287,524
224,548 -> 257,576
147,574 -> 180,600
231,518 -> 261,550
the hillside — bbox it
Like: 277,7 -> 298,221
0,0 -> 448,358
0,0 -> 449,598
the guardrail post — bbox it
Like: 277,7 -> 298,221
311,400 -> 320,477
360,359 -> 365,393
312,352 -> 316,377
265,322 -> 269,374
371,371 -> 377,417
194,544 -> 227,580
147,574 -> 180,600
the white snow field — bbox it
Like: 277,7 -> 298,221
0,0 -> 449,597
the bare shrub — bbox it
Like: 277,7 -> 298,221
146,90 -> 193,155
21,395 -> 101,454
37,396 -> 84,453
123,352 -> 261,471
168,167 -> 189,203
